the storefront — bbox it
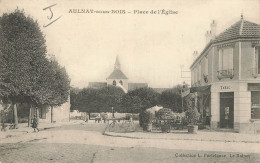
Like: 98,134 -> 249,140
211,82 -> 260,134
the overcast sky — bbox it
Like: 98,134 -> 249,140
1,0 -> 259,88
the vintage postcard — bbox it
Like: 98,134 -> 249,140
0,0 -> 260,162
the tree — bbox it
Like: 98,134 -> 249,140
122,87 -> 160,113
70,87 -> 81,111
75,88 -> 101,117
43,59 -> 70,123
0,9 -> 70,126
73,86 -> 125,117
160,85 -> 183,112
0,9 -> 48,128
98,86 -> 125,113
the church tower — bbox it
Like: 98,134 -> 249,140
107,56 -> 128,92
114,55 -> 121,70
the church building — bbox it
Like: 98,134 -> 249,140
88,56 -> 148,92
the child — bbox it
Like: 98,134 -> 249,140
32,115 -> 39,132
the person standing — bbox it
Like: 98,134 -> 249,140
32,115 -> 39,132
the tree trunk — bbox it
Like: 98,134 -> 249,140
35,107 -> 39,120
88,112 -> 91,120
13,103 -> 19,129
51,106 -> 54,123
1,110 -> 6,131
28,106 -> 32,127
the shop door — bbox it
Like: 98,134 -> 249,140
220,92 -> 234,128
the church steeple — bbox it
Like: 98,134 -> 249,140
114,55 -> 121,70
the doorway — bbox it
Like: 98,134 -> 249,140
220,92 -> 234,128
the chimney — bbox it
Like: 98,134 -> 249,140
193,51 -> 199,61
211,20 -> 217,38
205,31 -> 211,44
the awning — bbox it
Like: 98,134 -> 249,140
190,85 -> 211,93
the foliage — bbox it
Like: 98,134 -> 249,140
139,110 -> 154,129
0,9 -> 70,127
156,108 -> 174,119
73,86 -> 124,114
70,87 -> 81,111
185,101 -> 200,125
0,9 -> 70,106
0,9 -> 47,104
122,87 -> 160,113
98,85 -> 125,112
160,85 -> 184,113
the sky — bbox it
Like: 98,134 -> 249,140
0,0 -> 259,88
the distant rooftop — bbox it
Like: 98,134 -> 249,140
128,83 -> 148,91
107,69 -> 128,79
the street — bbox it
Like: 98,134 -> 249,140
0,121 -> 260,163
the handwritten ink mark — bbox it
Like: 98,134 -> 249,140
43,4 -> 61,28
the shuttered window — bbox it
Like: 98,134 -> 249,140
251,91 -> 260,119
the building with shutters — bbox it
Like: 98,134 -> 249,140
190,15 -> 260,134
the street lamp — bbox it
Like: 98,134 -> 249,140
112,107 -> 114,118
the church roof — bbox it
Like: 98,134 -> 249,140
212,18 -> 260,43
107,69 -> 128,79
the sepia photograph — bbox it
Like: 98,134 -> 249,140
0,0 -> 260,162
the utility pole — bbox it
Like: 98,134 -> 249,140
180,65 -> 191,112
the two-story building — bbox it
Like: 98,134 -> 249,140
190,15 -> 260,134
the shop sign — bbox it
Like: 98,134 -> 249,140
220,85 -> 231,90
212,83 -> 234,92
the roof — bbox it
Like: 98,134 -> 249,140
107,69 -> 128,79
152,88 -> 170,94
128,83 -> 148,90
213,19 -> 260,43
190,18 -> 260,69
88,82 -> 107,89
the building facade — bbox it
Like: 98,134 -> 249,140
190,16 -> 260,134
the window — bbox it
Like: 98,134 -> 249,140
217,47 -> 234,79
113,80 -> 116,86
255,47 -> 260,74
219,47 -> 233,70
251,91 -> 260,119
119,80 -> 123,86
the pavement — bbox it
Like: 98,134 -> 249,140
0,121 -> 74,139
1,120 -> 260,144
1,121 -> 260,162
104,129 -> 260,143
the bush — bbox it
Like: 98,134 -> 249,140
186,106 -> 200,125
132,113 -> 139,120
139,110 -> 154,130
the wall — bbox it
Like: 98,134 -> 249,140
241,42 -> 258,80
107,79 -> 128,90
